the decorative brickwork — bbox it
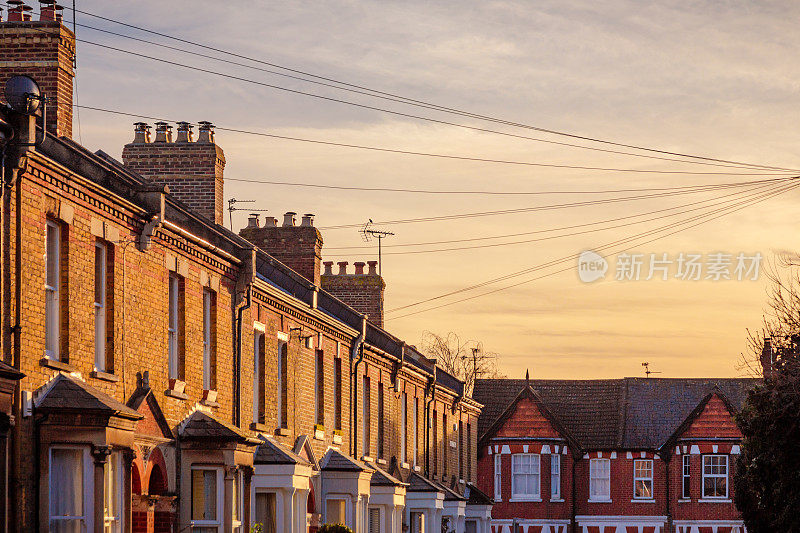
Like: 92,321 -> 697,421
321,260 -> 385,327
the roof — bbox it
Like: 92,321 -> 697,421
434,479 -> 466,501
474,377 -> 758,450
406,472 -> 444,493
365,461 -> 405,486
36,373 -> 142,420
0,360 -> 24,381
464,482 -> 493,506
320,449 -> 369,472
178,410 -> 259,444
254,436 -> 310,465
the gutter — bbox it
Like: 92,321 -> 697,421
162,219 -> 242,264
349,315 -> 367,458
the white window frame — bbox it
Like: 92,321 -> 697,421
682,454 -> 691,499
253,325 -> 265,424
702,454 -> 729,499
167,274 -> 179,379
45,220 -> 61,360
633,459 -> 654,500
94,240 -> 108,371
191,466 -> 223,531
511,453 -> 540,500
103,451 -> 124,533
362,375 -> 370,457
254,490 -> 279,533
315,351 -> 324,426
550,453 -> 561,500
232,470 -> 243,533
202,288 -> 214,391
367,506 -> 381,533
49,445 -> 92,532
589,458 -> 611,502
494,454 -> 502,501
400,392 -> 407,464
412,396 -> 418,468
277,340 -> 288,428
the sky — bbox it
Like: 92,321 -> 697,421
65,0 -> 800,379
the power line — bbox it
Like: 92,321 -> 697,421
387,181 -> 797,314
389,182 -> 798,318
74,8 -> 800,173
64,33 -> 796,173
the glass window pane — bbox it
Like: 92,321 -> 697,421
255,493 -> 277,533
51,449 -> 83,517
192,470 -> 217,521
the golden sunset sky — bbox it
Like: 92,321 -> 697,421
71,0 -> 800,379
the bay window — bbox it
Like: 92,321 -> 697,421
511,453 -> 540,500
702,455 -> 728,499
254,492 -> 277,533
191,467 -> 222,531
232,471 -> 242,533
104,452 -> 123,532
633,459 -> 653,499
49,447 -> 87,532
589,458 -> 611,501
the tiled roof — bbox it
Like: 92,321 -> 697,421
36,373 -> 142,420
320,449 -> 369,472
365,462 -> 405,486
254,436 -> 310,465
406,472 -> 444,493
178,410 -> 259,444
464,483 -> 493,505
474,377 -> 758,450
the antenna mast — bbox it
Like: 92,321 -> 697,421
641,362 -> 662,378
361,220 -> 394,276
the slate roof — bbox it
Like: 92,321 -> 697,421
406,472 -> 444,493
365,462 -> 405,487
474,377 -> 758,450
36,373 -> 142,420
254,436 -> 310,465
178,410 -> 260,444
464,483 -> 493,506
320,449 -> 369,472
0,360 -> 24,380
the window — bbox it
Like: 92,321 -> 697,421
459,420 -> 464,479
315,350 -> 325,426
334,356 -> 343,430
494,454 -> 502,501
167,274 -> 183,380
432,410 -> 438,475
191,468 -> 222,531
278,341 -> 288,428
377,382 -> 385,459
254,330 -> 266,424
104,452 -> 123,532
255,492 -> 277,533
368,507 -> 380,533
466,520 -> 478,533
410,512 -> 425,533
400,392 -> 407,463
551,454 -> 561,499
511,454 -> 540,499
589,458 -> 611,501
94,240 -> 110,372
362,375 -> 370,457
442,412 -> 448,477
202,289 -> 216,391
702,455 -> 728,499
682,455 -> 691,499
326,499 -> 346,526
45,220 -> 61,360
467,422 -> 472,481
49,447 -> 86,532
232,471 -> 242,533
412,396 -> 419,468
634,459 -> 653,499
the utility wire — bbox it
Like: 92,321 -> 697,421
65,34 -> 795,172
387,181 -> 798,314
74,9 -> 800,173
325,179 -> 794,254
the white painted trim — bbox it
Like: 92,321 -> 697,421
698,498 -> 732,503
253,321 -> 266,332
631,498 -> 656,503
277,331 -> 289,342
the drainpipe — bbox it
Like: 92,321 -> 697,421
571,451 -> 579,533
233,285 -> 252,427
664,451 -> 672,533
424,368 -> 436,477
349,316 -> 367,458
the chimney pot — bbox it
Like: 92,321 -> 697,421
354,262 -> 366,275
247,213 -> 260,228
132,122 -> 151,143
323,261 -> 334,275
39,0 -> 57,21
282,212 -> 297,227
7,1 -> 25,21
154,121 -> 172,143
301,213 -> 315,227
367,261 -> 378,275
337,261 -> 348,275
175,121 -> 194,143
197,121 -> 215,143
264,217 -> 278,227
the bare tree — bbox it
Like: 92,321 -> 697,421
420,331 -> 504,394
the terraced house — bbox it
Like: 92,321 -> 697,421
473,377 -> 757,533
0,5 -> 489,533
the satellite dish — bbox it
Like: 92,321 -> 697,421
4,75 -> 42,115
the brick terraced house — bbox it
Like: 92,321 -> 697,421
0,5 -> 490,533
473,377 -> 758,533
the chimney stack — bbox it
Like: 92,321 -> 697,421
247,213 -> 260,228
122,121 -> 226,224
321,258 -> 386,328
239,210 -> 324,286
0,0 -> 76,137
760,337 -> 774,378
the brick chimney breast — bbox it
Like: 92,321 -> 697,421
122,121 -> 226,224
321,258 -> 386,328
0,2 -> 76,137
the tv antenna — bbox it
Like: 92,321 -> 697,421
361,220 -> 394,276
641,362 -> 662,378
227,198 -> 269,230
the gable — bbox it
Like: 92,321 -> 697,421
680,394 -> 741,440
495,396 -> 561,439
131,391 -> 173,439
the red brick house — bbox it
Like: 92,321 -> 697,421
473,377 -> 757,533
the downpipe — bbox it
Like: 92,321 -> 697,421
349,316 -> 366,458
233,285 -> 252,427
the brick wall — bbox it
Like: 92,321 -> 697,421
239,216 -> 323,286
321,260 -> 385,327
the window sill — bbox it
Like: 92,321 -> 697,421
361,455 -> 374,462
413,465 -> 421,472
631,498 -> 656,503
588,498 -> 612,503
164,389 -> 189,401
377,458 -> 387,466
509,496 -> 542,502
200,399 -> 220,408
40,357 -> 76,373
550,498 -> 565,503
250,423 -> 268,432
91,370 -> 119,382
401,462 -> 410,469
332,434 -> 343,445
677,498 -> 691,503
698,498 -> 731,503
459,478 -> 465,484
276,427 -> 291,437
